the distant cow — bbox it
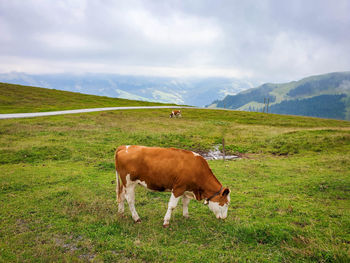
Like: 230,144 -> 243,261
169,110 -> 182,118
115,145 -> 230,227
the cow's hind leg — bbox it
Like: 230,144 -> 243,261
182,196 -> 190,218
125,175 -> 141,223
163,193 -> 180,227
116,171 -> 125,214
118,186 -> 126,214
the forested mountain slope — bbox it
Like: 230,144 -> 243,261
210,72 -> 350,120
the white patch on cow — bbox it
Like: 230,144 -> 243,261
163,193 -> 180,226
192,152 -> 200,157
208,201 -> 220,218
136,179 -> 148,188
125,174 -> 140,222
125,145 -> 130,153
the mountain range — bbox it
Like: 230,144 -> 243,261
0,72 -> 258,107
209,72 -> 350,120
2,71 -> 350,120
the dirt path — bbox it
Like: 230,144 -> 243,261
0,106 -> 240,119
0,106 -> 194,119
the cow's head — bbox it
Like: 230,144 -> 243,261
206,187 -> 230,219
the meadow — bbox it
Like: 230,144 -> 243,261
1,108 -> 350,262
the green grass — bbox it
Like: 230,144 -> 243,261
0,82 -> 175,113
1,108 -> 350,262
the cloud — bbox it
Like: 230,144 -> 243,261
0,0 -> 349,81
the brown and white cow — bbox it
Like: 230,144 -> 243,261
169,110 -> 182,118
115,145 -> 230,227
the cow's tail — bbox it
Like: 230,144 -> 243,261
114,146 -> 123,203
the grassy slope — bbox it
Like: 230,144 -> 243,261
1,109 -> 350,262
0,82 -> 174,113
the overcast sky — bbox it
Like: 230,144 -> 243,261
0,0 -> 349,82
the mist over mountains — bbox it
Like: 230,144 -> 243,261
0,72 -> 258,107
210,72 -> 350,120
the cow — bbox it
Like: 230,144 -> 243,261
169,110 -> 182,118
114,145 -> 230,227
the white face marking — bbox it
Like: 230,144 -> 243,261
125,145 -> 130,153
192,152 -> 200,157
208,201 -> 228,219
208,193 -> 230,219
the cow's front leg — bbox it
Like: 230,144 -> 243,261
163,193 -> 180,227
125,184 -> 141,223
182,196 -> 190,218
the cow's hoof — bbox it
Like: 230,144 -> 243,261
163,224 -> 169,228
135,218 -> 141,223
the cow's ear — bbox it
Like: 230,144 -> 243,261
222,188 -> 230,197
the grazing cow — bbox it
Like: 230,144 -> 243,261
115,145 -> 230,227
169,110 -> 182,118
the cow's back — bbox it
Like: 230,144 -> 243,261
115,145 -> 208,192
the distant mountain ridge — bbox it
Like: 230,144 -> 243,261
0,72 -> 258,107
209,72 -> 350,120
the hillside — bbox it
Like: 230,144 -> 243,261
0,82 -> 173,113
0,72 -> 258,107
210,72 -> 350,120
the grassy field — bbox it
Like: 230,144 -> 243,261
0,82 -> 173,113
1,108 -> 350,262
